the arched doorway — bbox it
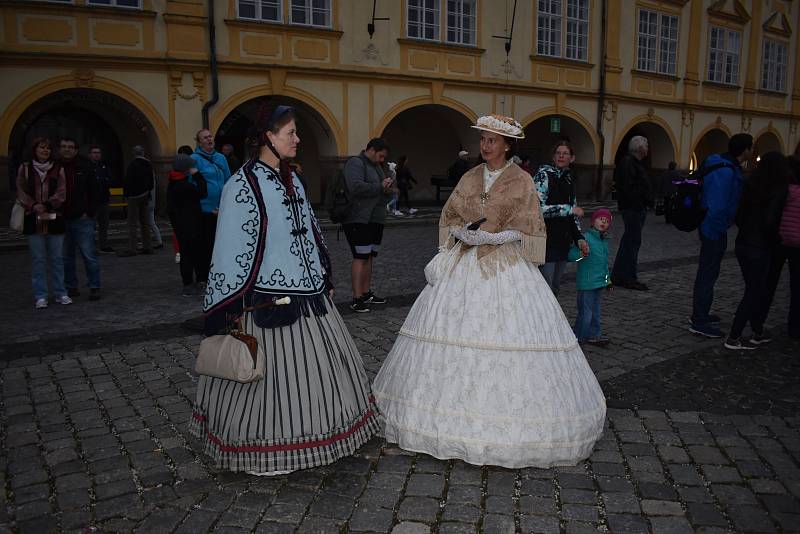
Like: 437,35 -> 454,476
8,88 -> 160,190
692,128 -> 729,170
614,122 -> 676,199
380,104 -> 474,203
754,131 -> 783,158
521,115 -> 597,199
215,95 -> 338,204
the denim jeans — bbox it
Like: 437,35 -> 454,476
539,261 -> 567,297
574,288 -> 603,341
691,231 -> 728,325
63,218 -> 101,290
730,242 -> 771,339
28,234 -> 66,300
611,208 -> 647,282
760,245 -> 800,338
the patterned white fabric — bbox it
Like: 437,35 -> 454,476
450,227 -> 522,246
373,241 -> 606,468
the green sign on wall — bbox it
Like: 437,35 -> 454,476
550,117 -> 561,133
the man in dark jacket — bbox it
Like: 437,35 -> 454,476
342,138 -> 393,313
689,134 -> 752,338
59,138 -> 102,300
89,145 -> 114,254
611,135 -> 652,290
119,145 -> 154,257
447,150 -> 472,182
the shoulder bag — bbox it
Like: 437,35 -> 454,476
195,296 -> 291,383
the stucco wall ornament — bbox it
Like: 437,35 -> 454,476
72,68 -> 95,88
790,121 -> 798,137
354,42 -> 389,65
603,102 -> 617,122
681,109 -> 694,127
491,59 -> 523,79
646,107 -> 655,120
170,71 -> 201,101
741,116 -> 752,133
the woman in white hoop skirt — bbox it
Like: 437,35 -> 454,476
372,115 -> 606,468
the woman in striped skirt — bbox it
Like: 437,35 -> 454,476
189,105 -> 379,474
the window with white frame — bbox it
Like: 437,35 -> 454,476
290,0 -> 331,27
87,0 -> 141,6
238,0 -> 282,22
707,26 -> 740,84
537,0 -> 589,61
408,0 -> 441,41
637,8 -> 678,75
761,39 -> 788,92
446,0 -> 476,45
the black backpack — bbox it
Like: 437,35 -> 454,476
327,169 -> 352,224
668,161 -> 734,232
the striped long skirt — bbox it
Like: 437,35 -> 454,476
189,298 -> 380,473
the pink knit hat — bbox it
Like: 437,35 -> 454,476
591,208 -> 613,224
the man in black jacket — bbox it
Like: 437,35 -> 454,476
60,138 -> 102,300
119,145 -> 154,257
611,136 -> 652,290
89,145 -> 114,254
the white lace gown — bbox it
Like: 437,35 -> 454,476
372,166 -> 607,469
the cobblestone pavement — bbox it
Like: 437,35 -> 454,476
1,216 -> 799,534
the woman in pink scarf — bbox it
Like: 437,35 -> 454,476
16,137 -> 71,309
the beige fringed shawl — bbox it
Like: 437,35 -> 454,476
439,163 -> 547,265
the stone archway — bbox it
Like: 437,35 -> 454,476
754,130 -> 783,157
380,104 -> 474,203
692,128 -> 730,170
521,115 -> 598,200
8,88 -> 160,192
214,95 -> 339,204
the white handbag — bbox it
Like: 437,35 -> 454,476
195,315 -> 266,383
10,201 -> 25,233
194,296 -> 291,383
424,246 -> 459,286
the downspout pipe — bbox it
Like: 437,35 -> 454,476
595,0 -> 607,201
201,0 -> 219,129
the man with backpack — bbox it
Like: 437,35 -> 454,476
341,138 -> 393,312
689,133 -> 753,338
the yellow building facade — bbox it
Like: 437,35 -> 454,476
1,0 -> 799,204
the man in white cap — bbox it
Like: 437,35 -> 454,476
448,149 -> 472,183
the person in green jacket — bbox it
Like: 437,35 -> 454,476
569,208 -> 613,346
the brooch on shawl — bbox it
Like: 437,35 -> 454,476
480,191 -> 490,205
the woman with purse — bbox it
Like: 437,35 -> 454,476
372,115 -> 606,468
189,105 -> 379,475
16,137 -> 71,309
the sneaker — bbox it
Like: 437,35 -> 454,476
89,288 -> 101,301
55,295 -> 73,305
688,314 -> 722,325
35,298 -> 48,309
724,337 -> 758,350
174,252 -> 181,264
182,285 -> 196,297
364,291 -> 386,304
585,337 -> 610,347
386,202 -> 392,213
67,288 -> 80,298
409,208 -> 419,214
750,331 -> 773,345
392,210 -> 404,217
349,298 -> 370,313
98,246 -> 115,254
689,323 -> 724,338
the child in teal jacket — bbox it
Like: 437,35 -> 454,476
568,209 -> 613,345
